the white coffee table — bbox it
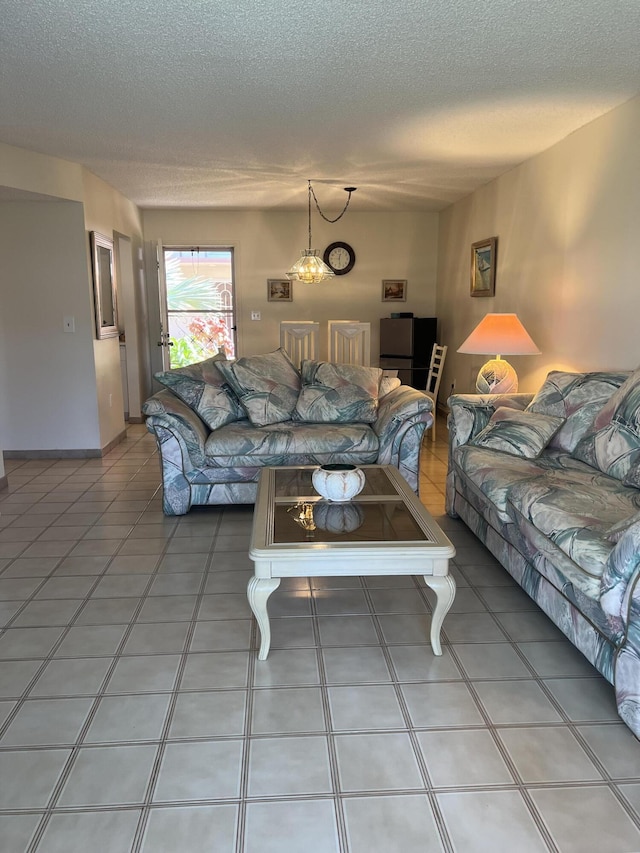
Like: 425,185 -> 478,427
248,465 -> 456,660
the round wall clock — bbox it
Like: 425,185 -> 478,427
323,241 -> 356,276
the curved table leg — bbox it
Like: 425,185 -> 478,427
423,574 -> 456,656
247,576 -> 281,660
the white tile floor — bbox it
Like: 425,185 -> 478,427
1,419 -> 640,852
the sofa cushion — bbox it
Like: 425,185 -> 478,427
454,446 -> 602,518
452,449 -> 541,533
526,370 -> 630,452
470,407 -> 564,459
294,361 -> 382,424
604,511 -> 640,543
453,468 -> 617,636
572,366 -> 640,480
507,512 -> 620,634
154,352 -> 244,431
506,468 -> 640,580
623,462 -> 640,489
216,348 -> 301,427
453,445 -> 569,524
203,420 -> 379,467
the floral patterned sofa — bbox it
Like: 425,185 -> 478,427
143,348 -> 433,516
446,368 -> 640,737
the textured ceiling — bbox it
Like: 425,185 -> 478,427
1,0 -> 640,211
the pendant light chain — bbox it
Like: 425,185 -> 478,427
309,181 -> 355,223
307,181 -> 313,252
287,179 -> 356,283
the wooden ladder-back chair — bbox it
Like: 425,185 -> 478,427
425,344 -> 447,441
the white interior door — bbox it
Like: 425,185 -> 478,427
156,240 -> 172,372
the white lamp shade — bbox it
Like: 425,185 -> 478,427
457,313 -> 540,356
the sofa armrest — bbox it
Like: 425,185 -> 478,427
447,392 -> 534,448
143,389 -> 209,468
373,385 -> 434,492
601,521 -> 640,625
445,392 -> 533,516
601,522 -> 640,734
374,384 -> 434,442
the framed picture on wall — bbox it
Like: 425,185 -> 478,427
90,231 -> 120,338
267,279 -> 293,302
470,237 -> 497,297
381,279 -> 407,302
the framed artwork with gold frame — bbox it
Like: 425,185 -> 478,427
470,237 -> 497,297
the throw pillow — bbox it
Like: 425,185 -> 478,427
379,376 -> 402,397
526,370 -> 630,453
216,348 -> 301,427
571,366 -> 640,480
154,351 -> 245,431
470,407 -> 565,459
295,360 -> 383,424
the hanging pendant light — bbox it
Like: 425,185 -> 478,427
287,180 -> 356,284
286,249 -> 334,284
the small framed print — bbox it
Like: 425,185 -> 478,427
470,237 -> 497,297
382,279 -> 407,302
267,279 -> 293,302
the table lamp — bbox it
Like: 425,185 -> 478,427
457,313 -> 540,393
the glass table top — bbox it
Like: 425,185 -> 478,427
274,499 -> 428,544
273,466 -> 397,500
264,466 -> 436,545
251,466 -> 455,561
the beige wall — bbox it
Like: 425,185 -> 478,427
0,201 -> 101,451
142,208 -> 439,372
437,93 -> 640,398
0,142 -> 84,202
0,143 -> 146,454
81,170 -> 146,440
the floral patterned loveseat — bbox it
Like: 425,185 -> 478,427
143,348 -> 433,516
446,368 -> 640,737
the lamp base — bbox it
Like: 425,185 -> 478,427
476,359 -> 518,394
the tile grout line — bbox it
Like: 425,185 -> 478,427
130,510 -> 224,853
312,589 -> 351,853
24,479 -> 172,853
363,582 -> 456,853
456,559 -> 640,830
0,522 -> 147,742
450,652 -> 561,853
444,611 -> 579,853
234,553 -> 259,853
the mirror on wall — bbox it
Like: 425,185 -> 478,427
90,231 -> 119,339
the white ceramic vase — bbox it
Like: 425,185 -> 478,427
311,464 -> 366,502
